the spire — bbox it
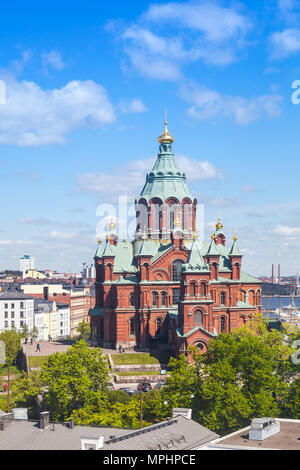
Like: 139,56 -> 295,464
184,237 -> 208,272
207,236 -> 219,256
158,114 -> 174,144
95,238 -> 103,258
228,234 -> 243,257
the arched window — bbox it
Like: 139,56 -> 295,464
194,310 -> 203,325
172,260 -> 183,281
200,282 -> 207,296
212,263 -> 218,280
130,292 -> 135,307
220,292 -> 226,305
155,317 -> 162,336
130,318 -> 135,336
161,292 -> 167,306
221,317 -> 226,333
152,291 -> 158,306
196,342 -> 204,351
169,202 -> 175,230
190,282 -> 196,296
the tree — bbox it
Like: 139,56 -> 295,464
11,370 -> 44,413
0,330 -> 22,367
41,340 -> 110,420
76,320 -> 91,342
30,326 -> 39,342
20,324 -> 30,343
0,329 -> 23,412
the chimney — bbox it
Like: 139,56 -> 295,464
12,408 -> 28,421
249,418 -> 280,441
39,411 -> 50,430
272,264 -> 274,284
81,436 -> 104,450
172,408 -> 192,420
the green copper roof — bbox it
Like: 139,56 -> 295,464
139,143 -> 194,203
228,239 -> 243,257
183,238 -> 209,272
136,239 -> 156,257
95,242 -> 103,258
103,242 -> 117,257
113,241 -> 137,273
206,238 -> 219,256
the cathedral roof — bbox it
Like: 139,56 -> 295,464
183,238 -> 209,272
228,238 -> 243,257
139,121 -> 194,203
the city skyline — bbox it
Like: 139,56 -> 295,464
0,1 -> 300,275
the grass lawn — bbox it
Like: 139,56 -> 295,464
0,366 -> 21,376
112,352 -> 173,366
115,371 -> 161,376
28,356 -> 49,368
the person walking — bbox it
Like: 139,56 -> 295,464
36,343 -> 40,353
3,383 -> 7,392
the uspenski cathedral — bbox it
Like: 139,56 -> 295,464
89,120 -> 261,358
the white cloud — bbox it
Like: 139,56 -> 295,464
41,50 -> 66,71
181,83 -> 282,125
111,1 -> 252,81
270,28 -> 300,59
50,231 -> 77,240
0,78 -> 115,146
273,225 -> 300,236
120,98 -> 147,113
77,155 -> 223,200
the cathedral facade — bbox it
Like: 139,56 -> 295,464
89,121 -> 261,357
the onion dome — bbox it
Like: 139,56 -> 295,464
158,120 -> 174,144
216,217 -> 223,230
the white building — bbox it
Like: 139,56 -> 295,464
34,299 -> 70,341
19,255 -> 35,276
0,292 -> 34,332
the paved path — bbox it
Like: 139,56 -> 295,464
23,342 -> 128,357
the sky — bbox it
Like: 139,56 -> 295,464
0,0 -> 300,276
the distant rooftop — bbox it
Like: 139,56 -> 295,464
203,419 -> 300,450
0,291 -> 34,301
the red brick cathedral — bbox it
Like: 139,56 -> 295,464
89,120 -> 261,357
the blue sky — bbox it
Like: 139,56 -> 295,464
0,0 -> 300,275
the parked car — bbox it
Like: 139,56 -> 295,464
137,382 -> 152,392
108,382 -> 114,390
119,387 -> 135,395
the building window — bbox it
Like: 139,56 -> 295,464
130,292 -> 135,307
130,318 -> 135,336
20,311 -> 24,318
152,292 -> 158,306
161,292 -> 167,306
155,318 -> 162,336
11,303 -> 14,309
20,302 -> 24,308
172,288 -> 181,305
11,321 -> 15,328
220,292 -> 226,305
4,303 -> 8,309
200,282 -> 207,296
20,321 -> 24,327
4,312 -> 8,318
221,317 -> 226,333
190,282 -> 196,296
4,321 -> 8,328
172,260 -> 183,281
194,310 -> 203,325
11,312 -> 15,319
